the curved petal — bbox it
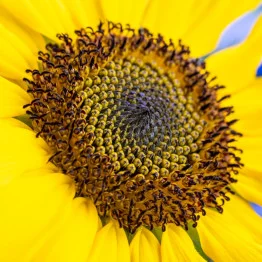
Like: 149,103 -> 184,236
87,220 -> 130,262
213,4 -> 261,52
141,0 -> 260,56
223,79 -> 262,137
206,17 -> 262,94
0,23 -> 38,80
63,0 -> 104,29
141,0 -> 196,41
236,137 -> 262,172
0,0 -> 76,40
222,76 -> 262,205
226,195 -> 262,242
0,169 -> 75,262
0,118 -> 54,186
184,1 -> 261,56
31,198 -> 100,262
99,0 -> 149,28
198,195 -> 262,261
46,0 -> 76,35
233,168 -> 262,205
0,117 -> 29,128
130,227 -> 161,262
0,7 -> 45,51
161,224 -> 205,262
0,76 -> 31,118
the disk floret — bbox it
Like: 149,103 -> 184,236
24,22 -> 242,233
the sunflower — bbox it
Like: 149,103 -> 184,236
0,0 -> 262,261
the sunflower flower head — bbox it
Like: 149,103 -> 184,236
0,1 -> 262,261
24,22 -> 242,234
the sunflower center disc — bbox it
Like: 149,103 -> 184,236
24,22 -> 242,233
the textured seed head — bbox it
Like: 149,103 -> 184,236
24,22 -> 242,233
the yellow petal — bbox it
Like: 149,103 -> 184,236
237,136 -> 262,172
224,79 -> 262,137
161,224 -> 205,262
141,0 -> 195,41
0,76 -> 31,117
0,118 -> 53,186
141,0 -> 260,56
183,0 -> 261,56
206,17 -> 262,94
130,227 -> 161,262
198,196 -> 262,261
87,220 -> 130,262
0,7 -> 45,52
0,6 -> 44,80
0,117 -> 30,129
0,0 -> 75,40
0,23 -> 38,79
239,167 -> 262,182
64,0 -> 104,29
46,0 -> 76,35
100,0 -> 149,28
225,194 -> 262,242
0,23 -> 36,66
0,169 -> 75,262
233,168 -> 262,205
31,198 -> 100,262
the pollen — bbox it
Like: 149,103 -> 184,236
23,22 -> 243,233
